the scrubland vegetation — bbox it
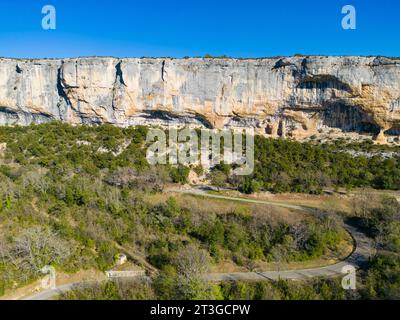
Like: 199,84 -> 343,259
0,122 -> 399,299
60,194 -> 400,300
212,136 -> 400,194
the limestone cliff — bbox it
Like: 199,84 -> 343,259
1,56 -> 399,142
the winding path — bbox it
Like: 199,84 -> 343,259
170,187 -> 375,282
22,187 -> 375,299
22,282 -> 88,301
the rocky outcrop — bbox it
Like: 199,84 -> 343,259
1,56 -> 399,143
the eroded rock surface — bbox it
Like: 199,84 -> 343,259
1,56 -> 399,142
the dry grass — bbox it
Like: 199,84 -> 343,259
218,188 -> 399,216
144,192 -> 309,225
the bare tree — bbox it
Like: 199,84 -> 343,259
270,241 -> 290,275
130,166 -> 171,191
173,245 -> 212,300
174,245 -> 210,278
228,174 -> 244,191
10,226 -> 72,273
352,188 -> 376,219
291,224 -> 311,252
104,167 -> 137,187
21,167 -> 49,194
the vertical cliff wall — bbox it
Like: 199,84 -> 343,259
0,56 -> 399,142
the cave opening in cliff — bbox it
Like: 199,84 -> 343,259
142,110 -> 213,129
265,124 -> 273,135
297,75 -> 353,93
386,125 -> 400,136
321,102 -> 381,135
277,120 -> 285,137
0,107 -> 54,126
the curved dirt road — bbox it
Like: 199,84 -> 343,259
171,187 -> 375,282
22,282 -> 87,301
22,187 -> 375,299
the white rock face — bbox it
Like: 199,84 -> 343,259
0,56 -> 399,141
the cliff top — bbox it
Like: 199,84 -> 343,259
1,55 -> 399,62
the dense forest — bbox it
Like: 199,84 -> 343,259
211,136 -> 400,194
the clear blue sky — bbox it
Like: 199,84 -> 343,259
0,0 -> 399,58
